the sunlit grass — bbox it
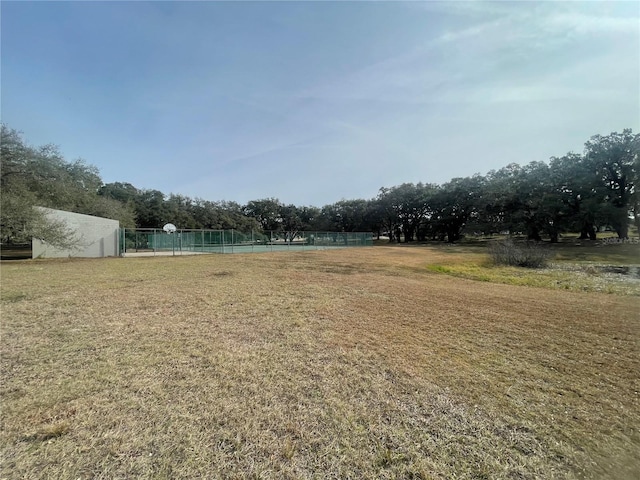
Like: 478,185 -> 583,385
421,238 -> 640,296
2,247 -> 639,479
426,261 -> 639,295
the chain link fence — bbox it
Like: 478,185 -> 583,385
120,229 -> 373,256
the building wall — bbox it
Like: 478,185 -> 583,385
32,207 -> 120,258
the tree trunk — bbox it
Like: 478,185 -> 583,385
404,227 -> 414,243
616,224 -> 629,239
579,222 -> 597,240
527,227 -> 542,242
446,227 -> 459,243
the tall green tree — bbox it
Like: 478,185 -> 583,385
133,189 -> 169,228
548,153 -> 606,240
363,199 -> 386,239
482,163 -> 557,241
164,194 -> 199,229
280,204 -> 303,242
297,205 -> 322,231
319,199 -> 371,232
218,201 -> 260,231
243,198 -> 283,232
378,183 -> 435,242
583,129 -> 639,238
99,182 -> 139,204
1,125 -> 135,245
430,176 -> 484,243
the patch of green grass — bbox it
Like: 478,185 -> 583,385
427,261 -> 639,295
426,264 -> 449,274
426,263 -> 495,283
423,239 -> 640,296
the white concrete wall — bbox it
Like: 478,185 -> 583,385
32,207 -> 120,258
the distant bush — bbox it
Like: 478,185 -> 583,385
488,238 -> 553,268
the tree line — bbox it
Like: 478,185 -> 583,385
1,124 -> 638,247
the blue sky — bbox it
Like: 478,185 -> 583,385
2,1 -> 639,206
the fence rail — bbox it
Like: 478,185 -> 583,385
120,229 -> 373,256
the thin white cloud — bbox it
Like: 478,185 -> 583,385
544,12 -> 639,36
296,1 -> 637,108
431,18 -> 504,45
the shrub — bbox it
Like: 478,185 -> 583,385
488,238 -> 553,268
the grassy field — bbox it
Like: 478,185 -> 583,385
1,244 -> 639,479
417,240 -> 640,296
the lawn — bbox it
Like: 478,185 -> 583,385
1,245 -> 639,479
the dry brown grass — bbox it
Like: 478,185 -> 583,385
1,246 -> 639,479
